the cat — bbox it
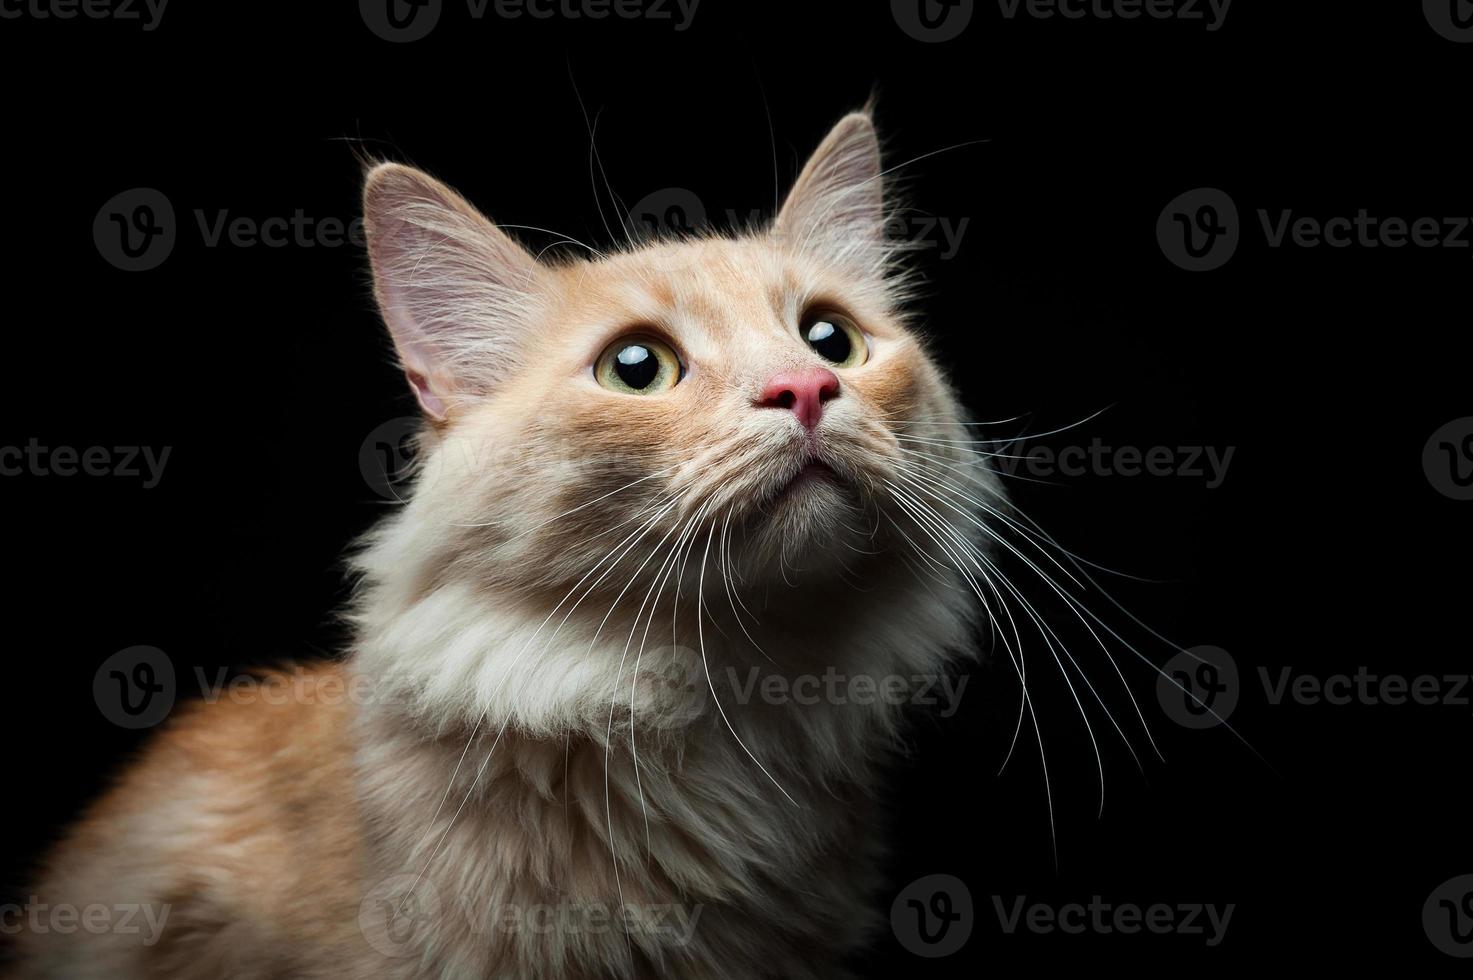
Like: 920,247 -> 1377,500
9,108 -> 997,979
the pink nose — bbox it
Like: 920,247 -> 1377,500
757,367 -> 840,431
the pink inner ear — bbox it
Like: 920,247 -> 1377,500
364,164 -> 545,421
405,368 -> 447,419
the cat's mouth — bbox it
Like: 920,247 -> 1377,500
773,461 -> 838,500
758,456 -> 847,514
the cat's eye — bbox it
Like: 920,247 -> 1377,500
800,312 -> 868,368
595,336 -> 683,395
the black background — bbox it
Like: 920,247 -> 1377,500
2,0 -> 1470,974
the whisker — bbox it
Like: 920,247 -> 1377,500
905,405 -> 1113,446
890,414 -> 1031,427
891,477 -> 1136,798
397,493 -> 679,914
882,485 -> 1055,861
451,465 -> 676,532
696,520 -> 799,807
719,504 -> 777,665
897,444 -> 1064,487
894,434 -> 1035,459
897,458 -> 1260,758
899,449 -> 1167,581
622,506 -> 704,872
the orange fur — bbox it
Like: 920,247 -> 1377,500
10,111 -> 994,979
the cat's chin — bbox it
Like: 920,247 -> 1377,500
769,460 -> 841,505
740,469 -> 869,578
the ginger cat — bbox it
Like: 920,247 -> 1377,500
11,109 -> 992,978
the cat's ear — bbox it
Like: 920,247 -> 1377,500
774,111 -> 886,277
363,163 -> 544,420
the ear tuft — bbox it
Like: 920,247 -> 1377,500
774,111 -> 886,277
363,163 -> 542,420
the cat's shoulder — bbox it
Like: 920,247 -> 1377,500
70,657 -> 358,845
12,660 -> 363,977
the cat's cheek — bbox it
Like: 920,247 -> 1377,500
850,349 -> 929,421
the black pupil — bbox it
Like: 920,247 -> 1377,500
614,344 -> 659,389
805,320 -> 851,363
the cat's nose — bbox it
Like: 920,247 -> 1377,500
756,367 -> 840,431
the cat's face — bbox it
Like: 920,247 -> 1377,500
361,112 -> 978,629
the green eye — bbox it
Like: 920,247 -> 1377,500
596,336 -> 683,394
801,312 -> 868,368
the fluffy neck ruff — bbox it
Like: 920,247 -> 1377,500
341,497 -> 980,976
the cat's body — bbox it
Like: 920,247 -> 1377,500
18,659 -> 881,979
10,110 -> 995,978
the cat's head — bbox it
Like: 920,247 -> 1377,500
352,111 -> 993,735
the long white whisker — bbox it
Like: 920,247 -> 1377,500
397,494 -> 679,912
399,491 -> 675,901
450,465 -> 676,532
879,493 -> 1030,779
621,507 -> 703,870
884,486 -> 1054,856
893,479 -> 1126,785
696,520 -> 799,807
